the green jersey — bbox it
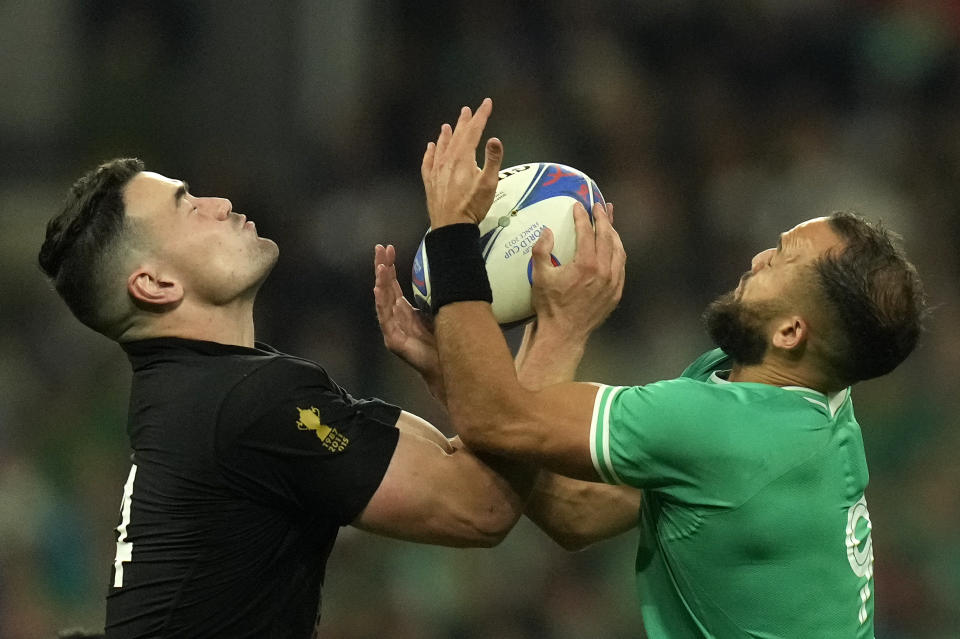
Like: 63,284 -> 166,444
589,349 -> 875,638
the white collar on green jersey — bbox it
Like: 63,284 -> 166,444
708,370 -> 851,418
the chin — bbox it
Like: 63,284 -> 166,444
237,240 -> 280,296
258,237 -> 280,263
702,291 -> 770,366
261,244 -> 280,277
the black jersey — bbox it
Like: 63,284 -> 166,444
105,337 -> 401,639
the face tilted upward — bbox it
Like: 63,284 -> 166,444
704,217 -> 845,365
736,217 -> 842,305
121,171 -> 279,305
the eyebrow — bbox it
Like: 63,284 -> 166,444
174,181 -> 189,206
777,235 -> 784,252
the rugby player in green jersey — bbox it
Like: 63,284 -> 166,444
379,99 -> 927,638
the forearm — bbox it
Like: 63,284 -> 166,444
443,319 -> 596,531
525,472 -> 641,550
421,101 -> 620,479
434,301 -> 599,481
431,317 -> 635,549
435,302 -> 541,452
513,320 -> 640,547
515,321 -> 585,389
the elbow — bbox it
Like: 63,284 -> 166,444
467,501 -> 521,548
421,501 -> 518,548
550,531 -> 595,552
470,532 -> 504,549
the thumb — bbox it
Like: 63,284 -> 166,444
531,226 -> 556,282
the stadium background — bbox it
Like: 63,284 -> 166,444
1,1 -> 958,637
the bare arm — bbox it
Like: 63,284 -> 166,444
516,322 -> 641,550
421,99 -> 627,479
375,234 -> 636,549
436,302 -> 600,477
374,260 -> 640,550
525,472 -> 641,550
420,99 -> 637,544
375,219 -> 636,547
351,411 -> 523,547
373,245 -> 537,509
374,101 -> 633,546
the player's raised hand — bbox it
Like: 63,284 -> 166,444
373,244 -> 441,383
529,202 -> 625,342
421,98 -> 503,228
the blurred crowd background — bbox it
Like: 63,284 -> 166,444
1,1 -> 958,637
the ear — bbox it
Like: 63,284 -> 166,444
771,315 -> 807,351
128,268 -> 183,308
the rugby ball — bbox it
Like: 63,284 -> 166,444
412,162 -> 605,325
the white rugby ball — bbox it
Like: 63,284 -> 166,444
412,162 -> 605,325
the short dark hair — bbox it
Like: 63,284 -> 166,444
815,211 -> 927,385
38,158 -> 144,335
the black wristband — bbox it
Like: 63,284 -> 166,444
424,223 -> 492,314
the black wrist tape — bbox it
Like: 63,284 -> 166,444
424,223 -> 492,314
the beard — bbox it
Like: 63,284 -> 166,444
702,291 -> 780,366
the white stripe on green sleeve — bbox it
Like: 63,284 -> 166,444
589,385 -> 627,485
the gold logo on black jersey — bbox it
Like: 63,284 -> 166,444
296,406 -> 349,452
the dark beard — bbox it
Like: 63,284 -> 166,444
702,291 -> 772,366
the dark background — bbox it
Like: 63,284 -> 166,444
1,1 -> 957,637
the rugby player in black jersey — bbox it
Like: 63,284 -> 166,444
39,158 -> 639,639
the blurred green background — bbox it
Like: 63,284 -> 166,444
1,1 -> 958,637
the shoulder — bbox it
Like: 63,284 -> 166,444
213,352 -> 335,436
226,351 -> 339,406
599,375 -> 830,441
249,348 -> 333,382
601,374 -> 733,413
218,350 -> 400,440
593,379 -> 837,495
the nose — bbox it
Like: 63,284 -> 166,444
750,247 -> 775,273
198,197 -> 233,220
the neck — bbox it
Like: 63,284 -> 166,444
728,357 -> 835,393
120,298 -> 258,347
